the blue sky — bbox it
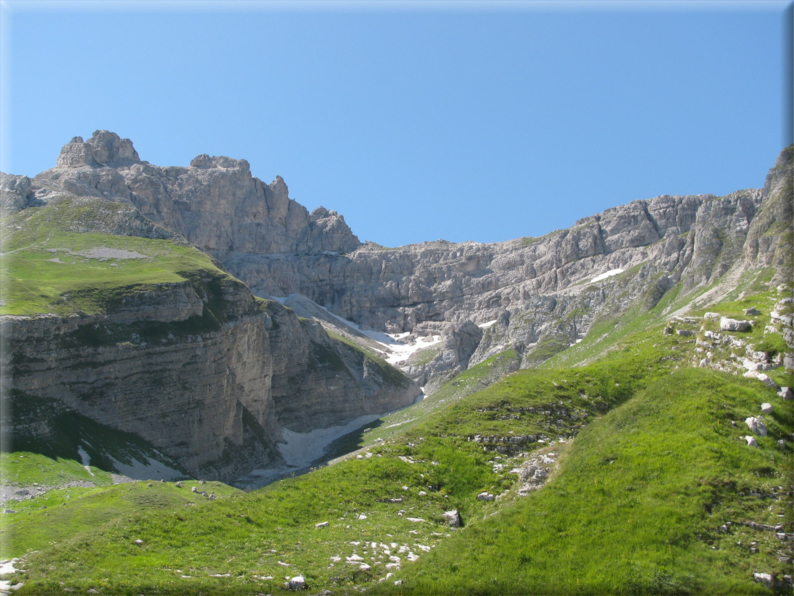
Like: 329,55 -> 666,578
1,1 -> 788,247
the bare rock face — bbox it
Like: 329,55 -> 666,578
223,189 -> 762,334
36,131 -> 361,258
262,300 -> 421,432
0,173 -> 36,213
407,321 -> 483,391
4,273 -> 282,481
56,132 -> 141,168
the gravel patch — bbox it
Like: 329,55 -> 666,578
0,481 -> 97,506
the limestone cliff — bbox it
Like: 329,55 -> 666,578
1,191 -> 419,482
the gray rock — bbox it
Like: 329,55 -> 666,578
676,329 -> 695,337
720,318 -> 752,332
288,575 -> 306,590
745,308 -> 761,316
778,387 -> 793,401
442,510 -> 461,527
477,492 -> 495,501
37,132 -> 360,258
745,417 -> 768,436
315,521 -> 329,528
56,131 -> 140,168
743,371 -> 779,389
745,436 -> 759,447
761,403 -> 773,414
753,572 -> 774,588
0,172 -> 36,213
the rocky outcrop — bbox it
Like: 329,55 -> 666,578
225,189 -> 763,332
0,173 -> 37,213
33,131 -> 361,258
4,272 -> 282,481
743,145 -> 794,273
405,321 -> 483,391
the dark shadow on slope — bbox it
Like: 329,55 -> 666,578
3,390 -> 190,481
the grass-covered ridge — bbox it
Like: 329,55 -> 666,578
0,195 -> 226,316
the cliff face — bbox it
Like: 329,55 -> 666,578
6,132 -> 790,464
4,272 -> 282,481
263,301 -> 421,432
1,190 -> 419,482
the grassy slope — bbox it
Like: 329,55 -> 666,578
1,453 -> 241,559
0,197 -> 225,316
374,368 -> 791,595
6,320 -> 791,594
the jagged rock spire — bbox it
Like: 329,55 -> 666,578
56,130 -> 141,168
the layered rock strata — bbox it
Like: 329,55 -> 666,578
4,273 -> 281,481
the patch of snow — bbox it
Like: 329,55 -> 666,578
77,445 -> 94,476
277,414 -> 384,468
78,248 -> 147,261
285,294 -> 443,366
478,319 -> 498,329
588,269 -> 624,284
105,453 -> 183,481
0,559 -> 19,593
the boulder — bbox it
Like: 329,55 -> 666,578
676,329 -> 695,337
288,575 -> 306,591
720,318 -> 751,332
745,308 -> 761,316
745,417 -> 768,436
745,436 -> 759,447
315,521 -> 329,528
753,573 -> 774,588
761,403 -> 773,414
442,509 -> 461,528
477,492 -> 495,501
743,371 -> 779,389
778,387 -> 793,401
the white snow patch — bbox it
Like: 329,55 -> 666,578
77,445 -> 94,476
106,454 -> 183,481
286,295 -> 443,366
382,334 -> 442,366
277,414 -> 383,468
0,559 -> 19,593
478,319 -> 498,329
588,269 -> 624,284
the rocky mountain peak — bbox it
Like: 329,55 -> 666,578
56,130 -> 141,168
190,154 -> 251,173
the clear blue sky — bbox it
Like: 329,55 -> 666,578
1,1 -> 788,247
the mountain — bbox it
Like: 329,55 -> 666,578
0,133 -> 791,595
